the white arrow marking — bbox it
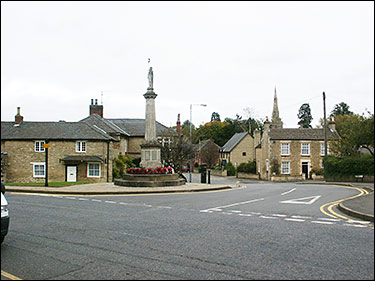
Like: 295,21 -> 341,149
280,195 -> 321,205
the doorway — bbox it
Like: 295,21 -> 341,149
67,166 -> 77,182
302,162 -> 309,179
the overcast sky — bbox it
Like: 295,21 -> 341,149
1,1 -> 374,129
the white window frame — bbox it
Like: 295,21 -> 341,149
320,143 -> 329,156
281,161 -> 290,174
32,162 -> 45,178
35,141 -> 45,152
281,143 -> 290,156
76,141 -> 87,153
87,163 -> 101,178
301,143 -> 310,156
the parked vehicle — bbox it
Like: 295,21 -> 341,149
1,192 -> 9,243
1,181 -> 5,194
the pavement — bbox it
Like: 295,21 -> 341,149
4,178 -> 374,222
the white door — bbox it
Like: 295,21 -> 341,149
67,166 -> 77,182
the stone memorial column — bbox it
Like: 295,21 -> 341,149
140,67 -> 162,169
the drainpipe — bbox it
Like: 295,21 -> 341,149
107,140 -> 110,182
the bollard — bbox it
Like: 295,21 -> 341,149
208,169 -> 211,184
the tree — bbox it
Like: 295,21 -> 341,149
199,140 -> 220,168
330,102 -> 353,117
297,103 -> 313,128
160,132 -> 195,174
210,112 -> 221,122
330,112 -> 374,157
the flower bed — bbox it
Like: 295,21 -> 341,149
127,166 -> 174,175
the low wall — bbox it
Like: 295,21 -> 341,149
271,175 -> 304,182
325,175 -> 374,183
209,169 -> 227,177
115,173 -> 186,187
237,172 -> 259,180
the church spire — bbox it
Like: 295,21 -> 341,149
271,87 -> 283,128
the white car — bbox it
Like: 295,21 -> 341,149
1,192 -> 9,243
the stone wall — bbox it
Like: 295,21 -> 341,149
1,140 -> 118,183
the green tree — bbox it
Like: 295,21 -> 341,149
297,103 -> 313,128
330,102 -> 354,117
199,140 -> 220,168
331,112 -> 374,157
210,112 -> 221,122
113,154 -> 135,179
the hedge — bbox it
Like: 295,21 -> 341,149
323,155 -> 374,177
237,161 -> 257,174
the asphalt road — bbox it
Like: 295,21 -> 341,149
1,176 -> 374,280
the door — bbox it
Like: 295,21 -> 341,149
67,166 -> 77,182
302,162 -> 309,179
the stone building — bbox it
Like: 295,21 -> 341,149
219,132 -> 259,167
255,91 -> 340,181
1,108 -> 118,183
1,102 -> 174,183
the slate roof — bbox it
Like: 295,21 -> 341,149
1,121 -> 116,141
60,155 -> 105,162
221,132 -> 249,152
268,128 -> 340,140
107,118 -> 173,137
80,114 -> 130,136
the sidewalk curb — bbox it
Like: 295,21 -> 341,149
6,185 -> 233,195
338,194 -> 374,222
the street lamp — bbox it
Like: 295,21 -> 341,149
189,103 -> 207,182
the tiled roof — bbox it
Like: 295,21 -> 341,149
1,121 -> 116,141
221,132 -> 249,152
268,128 -> 340,140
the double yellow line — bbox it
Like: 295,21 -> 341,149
1,270 -> 22,280
320,185 -> 369,220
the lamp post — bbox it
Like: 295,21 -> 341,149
189,103 -> 207,182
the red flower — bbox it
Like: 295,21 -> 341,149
146,168 -> 154,174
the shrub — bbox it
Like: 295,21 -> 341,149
113,154 -> 135,179
237,161 -> 256,174
226,162 -> 236,176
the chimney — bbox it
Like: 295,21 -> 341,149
14,107 -> 23,124
177,113 -> 181,133
254,128 -> 261,147
328,117 -> 336,130
89,98 -> 104,117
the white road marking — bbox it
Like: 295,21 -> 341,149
200,198 -> 264,213
260,216 -> 278,219
229,210 -> 242,213
281,188 -> 296,196
238,214 -> 252,217
105,201 -> 117,204
280,195 -> 321,205
78,198 -> 89,201
272,214 -> 287,217
65,197 -> 77,200
157,206 -> 172,209
347,220 -> 370,224
317,218 -> 341,222
343,224 -> 368,228
284,218 -> 305,222
291,215 -> 312,219
91,199 -> 102,202
311,221 -> 335,225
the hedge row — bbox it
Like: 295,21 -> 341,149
323,155 -> 374,177
237,161 -> 257,174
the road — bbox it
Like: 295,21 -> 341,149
1,175 -> 374,280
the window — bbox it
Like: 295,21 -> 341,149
88,163 -> 101,177
281,143 -> 290,156
33,162 -> 45,177
76,141 -> 86,152
301,143 -> 310,156
242,152 -> 247,156
35,141 -> 45,152
281,161 -> 290,174
320,143 -> 329,156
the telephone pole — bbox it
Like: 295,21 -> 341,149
323,92 -> 328,157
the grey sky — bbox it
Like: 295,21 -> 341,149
1,1 -> 374,129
